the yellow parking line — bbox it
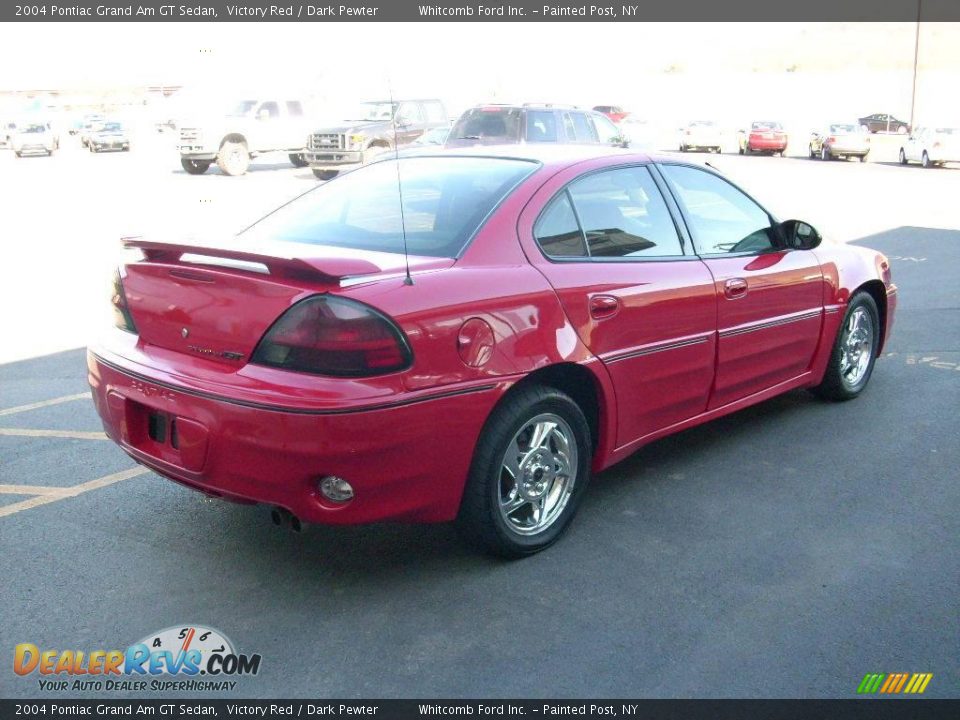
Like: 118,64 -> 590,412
0,484 -> 67,496
0,428 -> 107,440
0,467 -> 150,519
0,392 -> 90,417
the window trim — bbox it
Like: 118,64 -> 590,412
652,162 -> 786,259
531,163 -> 694,264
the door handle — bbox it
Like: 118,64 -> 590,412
724,278 -> 748,299
589,295 -> 620,320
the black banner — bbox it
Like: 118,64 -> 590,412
4,0 -> 960,22
2,700 -> 960,719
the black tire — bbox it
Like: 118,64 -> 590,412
820,146 -> 831,161
288,153 -> 308,168
921,151 -> 932,169
181,158 -> 211,175
456,385 -> 592,558
739,145 -> 745,155
899,148 -> 907,165
14,151 -> 21,158
809,145 -> 816,159
312,168 -> 338,181
858,153 -> 868,162
679,144 -> 686,152
811,292 -> 880,402
216,139 -> 250,176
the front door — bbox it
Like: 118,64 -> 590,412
657,163 -> 825,409
523,164 -> 717,448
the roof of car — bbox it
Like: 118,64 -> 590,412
389,143 -> 668,171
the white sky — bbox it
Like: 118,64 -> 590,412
1,22 -> 958,125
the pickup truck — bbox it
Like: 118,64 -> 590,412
305,99 -> 448,180
178,98 -> 313,176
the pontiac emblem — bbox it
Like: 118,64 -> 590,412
181,328 -> 189,339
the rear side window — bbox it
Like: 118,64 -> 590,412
525,110 -> 559,143
535,193 -> 586,257
258,101 -> 280,118
449,108 -> 522,143
243,157 -> 538,258
535,166 -> 684,259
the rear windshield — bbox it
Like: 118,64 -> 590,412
830,124 -> 858,134
448,108 -> 522,144
751,122 -> 782,131
243,156 -> 538,258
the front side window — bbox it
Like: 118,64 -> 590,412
659,164 -> 776,255
423,102 -> 447,123
397,102 -> 424,125
593,115 -> 621,145
243,157 -> 537,258
286,101 -> 304,116
534,166 -> 683,260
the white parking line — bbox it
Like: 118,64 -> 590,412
0,392 -> 90,417
0,428 -> 107,440
0,467 -> 150,519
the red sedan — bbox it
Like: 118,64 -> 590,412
89,146 -> 896,557
741,121 -> 789,155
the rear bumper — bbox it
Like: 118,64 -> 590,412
87,348 -> 507,525
747,137 -> 788,151
828,144 -> 869,156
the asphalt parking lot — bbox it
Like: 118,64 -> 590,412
1,135 -> 958,699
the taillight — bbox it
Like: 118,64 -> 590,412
828,136 -> 836,143
251,295 -> 412,377
111,268 -> 137,333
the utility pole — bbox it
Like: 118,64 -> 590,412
909,0 -> 922,131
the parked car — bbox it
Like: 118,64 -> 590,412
178,98 -> 313,176
304,99 -> 447,181
2,120 -> 17,146
899,127 -> 960,168
410,125 -> 451,147
739,121 -> 788,155
592,105 -> 630,123
79,114 -> 106,147
89,146 -> 896,557
858,113 -> 909,134
88,121 -> 131,153
678,120 -> 722,153
809,123 -> 871,161
446,105 -> 627,150
10,122 -> 56,157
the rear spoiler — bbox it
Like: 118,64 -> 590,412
122,236 -> 381,282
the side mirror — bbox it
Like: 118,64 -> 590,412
779,219 -> 822,250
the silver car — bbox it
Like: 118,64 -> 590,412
809,123 -> 870,161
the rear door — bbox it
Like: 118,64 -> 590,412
520,163 -> 717,448
657,163 -> 824,409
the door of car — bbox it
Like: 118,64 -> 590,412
657,163 -> 824,409
254,101 -> 282,148
395,102 -> 426,145
520,163 -> 717,448
906,128 -> 925,161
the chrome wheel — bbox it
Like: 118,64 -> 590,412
497,413 -> 578,537
839,306 -> 874,389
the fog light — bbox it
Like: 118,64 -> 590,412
319,476 -> 354,503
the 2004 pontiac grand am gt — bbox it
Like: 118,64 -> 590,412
89,146 -> 896,557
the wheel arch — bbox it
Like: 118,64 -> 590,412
219,132 -> 248,149
492,361 -> 617,472
854,279 -> 888,352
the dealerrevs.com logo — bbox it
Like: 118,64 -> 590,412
14,625 -> 262,693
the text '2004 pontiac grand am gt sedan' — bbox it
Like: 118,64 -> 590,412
89,146 -> 897,557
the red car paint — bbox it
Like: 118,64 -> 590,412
88,146 -> 896,526
746,122 -> 789,153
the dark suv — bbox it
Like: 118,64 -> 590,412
305,99 -> 448,180
445,105 -> 628,149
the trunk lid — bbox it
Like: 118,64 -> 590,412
120,235 -> 452,365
